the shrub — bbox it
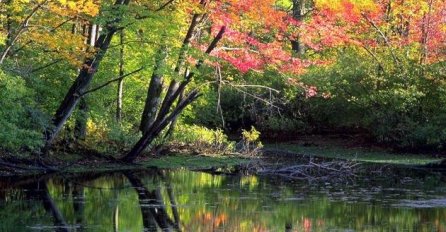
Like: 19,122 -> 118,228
0,71 -> 46,152
170,124 -> 235,153
297,49 -> 446,150
239,126 -> 263,155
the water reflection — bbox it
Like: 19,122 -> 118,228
0,168 -> 445,231
125,171 -> 179,231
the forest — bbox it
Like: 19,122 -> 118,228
1,0 -> 445,159
1,0 -> 446,231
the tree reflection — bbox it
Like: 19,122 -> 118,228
125,171 -> 181,232
26,181 -> 70,232
0,168 -> 445,231
72,183 -> 85,231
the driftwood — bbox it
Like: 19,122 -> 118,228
256,159 -> 360,181
240,148 -> 362,182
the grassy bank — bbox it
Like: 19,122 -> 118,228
266,141 -> 443,165
0,153 -> 252,177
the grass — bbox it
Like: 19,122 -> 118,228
55,154 -> 250,174
142,154 -> 250,169
266,143 -> 443,165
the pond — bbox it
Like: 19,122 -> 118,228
0,167 -> 445,231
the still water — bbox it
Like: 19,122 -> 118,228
0,167 -> 445,232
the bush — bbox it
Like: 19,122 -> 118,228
239,126 -> 263,155
170,124 -> 235,153
0,71 -> 46,152
297,49 -> 446,150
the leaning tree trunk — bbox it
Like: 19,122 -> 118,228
74,24 -> 96,141
120,26 -> 225,163
27,181 -> 69,232
43,0 -> 131,152
165,0 -> 208,138
139,46 -> 167,134
74,97 -> 88,140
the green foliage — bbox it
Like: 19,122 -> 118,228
297,49 -> 446,150
81,118 -> 139,154
0,71 -> 45,152
170,124 -> 235,153
242,126 -> 261,143
239,126 -> 263,155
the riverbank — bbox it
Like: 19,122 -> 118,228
0,152 -> 252,177
265,135 -> 445,165
1,136 -> 445,177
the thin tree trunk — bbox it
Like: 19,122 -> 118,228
116,30 -> 125,122
291,0 -> 306,55
419,0 -> 433,64
174,0 -> 207,73
165,1 -> 207,138
72,184 -> 85,229
43,0 -> 131,152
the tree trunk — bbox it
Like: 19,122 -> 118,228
74,97 -> 88,140
122,90 -> 200,162
43,0 -> 131,152
74,24 -> 95,141
291,0 -> 306,55
165,1 -> 207,138
120,26 -> 225,163
139,46 -> 167,133
116,30 -> 125,122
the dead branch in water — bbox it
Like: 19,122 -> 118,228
245,157 -> 361,182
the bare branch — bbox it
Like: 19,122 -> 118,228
230,84 -> 280,93
155,0 -> 175,11
31,59 -> 62,73
81,67 -> 144,96
361,13 -> 400,66
0,0 -> 48,64
361,45 -> 385,72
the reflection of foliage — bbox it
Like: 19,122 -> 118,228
1,170 -> 445,231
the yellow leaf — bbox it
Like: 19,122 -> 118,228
67,1 -> 76,9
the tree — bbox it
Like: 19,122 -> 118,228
43,0 -> 131,152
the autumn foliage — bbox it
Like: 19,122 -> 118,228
0,0 -> 445,153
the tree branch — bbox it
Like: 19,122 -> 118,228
361,13 -> 400,66
31,59 -> 62,73
155,0 -> 175,11
80,67 -> 144,96
0,0 -> 48,64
